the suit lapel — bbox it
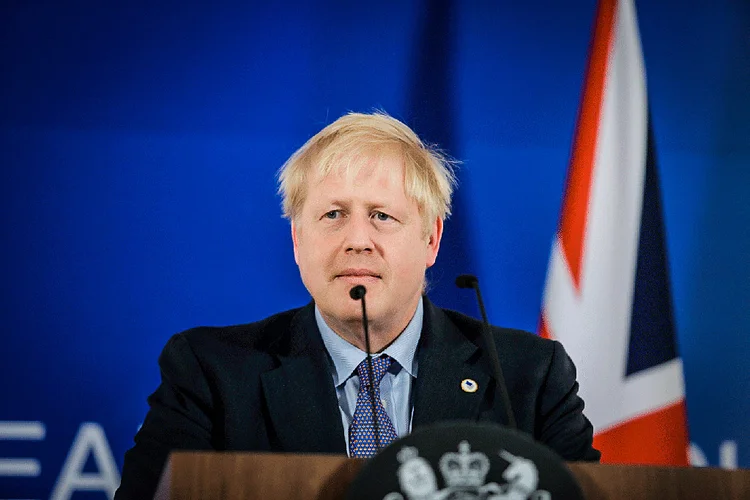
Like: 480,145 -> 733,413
412,298 -> 498,428
260,304 -> 346,454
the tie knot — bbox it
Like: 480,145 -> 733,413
356,355 -> 392,388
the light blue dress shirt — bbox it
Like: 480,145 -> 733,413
316,297 -> 423,454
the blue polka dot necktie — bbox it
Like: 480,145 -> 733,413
348,355 -> 399,458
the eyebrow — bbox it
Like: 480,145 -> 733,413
323,199 -> 400,211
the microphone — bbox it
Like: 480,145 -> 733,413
456,274 -> 517,429
349,285 -> 382,452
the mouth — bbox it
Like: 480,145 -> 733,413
334,269 -> 382,282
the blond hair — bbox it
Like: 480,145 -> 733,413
277,111 -> 457,229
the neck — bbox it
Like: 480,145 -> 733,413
322,298 -> 420,353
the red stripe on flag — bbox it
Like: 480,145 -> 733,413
538,314 -> 552,339
558,0 -> 617,290
593,401 -> 689,465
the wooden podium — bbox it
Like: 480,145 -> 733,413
155,451 -> 750,499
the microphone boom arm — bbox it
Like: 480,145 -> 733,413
456,275 -> 517,429
350,285 -> 383,453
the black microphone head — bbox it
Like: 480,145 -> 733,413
455,274 -> 478,289
349,285 -> 366,300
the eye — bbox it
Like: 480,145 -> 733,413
323,210 -> 341,220
373,211 -> 392,222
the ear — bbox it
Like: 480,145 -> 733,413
425,217 -> 443,268
291,220 -> 300,265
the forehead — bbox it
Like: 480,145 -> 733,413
308,152 -> 408,198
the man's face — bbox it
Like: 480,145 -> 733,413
292,153 -> 442,335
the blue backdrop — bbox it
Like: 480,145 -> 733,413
2,1 -> 748,498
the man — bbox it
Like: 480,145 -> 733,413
115,112 -> 599,499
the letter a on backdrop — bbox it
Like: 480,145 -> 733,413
539,0 -> 689,464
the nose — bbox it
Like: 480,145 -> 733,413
344,213 -> 374,254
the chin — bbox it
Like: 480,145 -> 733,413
316,286 -> 385,323
318,300 -> 364,323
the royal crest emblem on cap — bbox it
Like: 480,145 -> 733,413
439,441 -> 490,488
383,441 -> 549,500
349,422 -> 581,500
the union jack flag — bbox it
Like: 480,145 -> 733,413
539,0 -> 689,465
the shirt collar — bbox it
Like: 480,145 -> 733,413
316,297 -> 423,387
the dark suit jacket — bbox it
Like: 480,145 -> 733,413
115,298 -> 599,499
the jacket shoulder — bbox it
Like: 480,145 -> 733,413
440,307 -> 555,353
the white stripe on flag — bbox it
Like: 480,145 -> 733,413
542,0 -> 685,433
